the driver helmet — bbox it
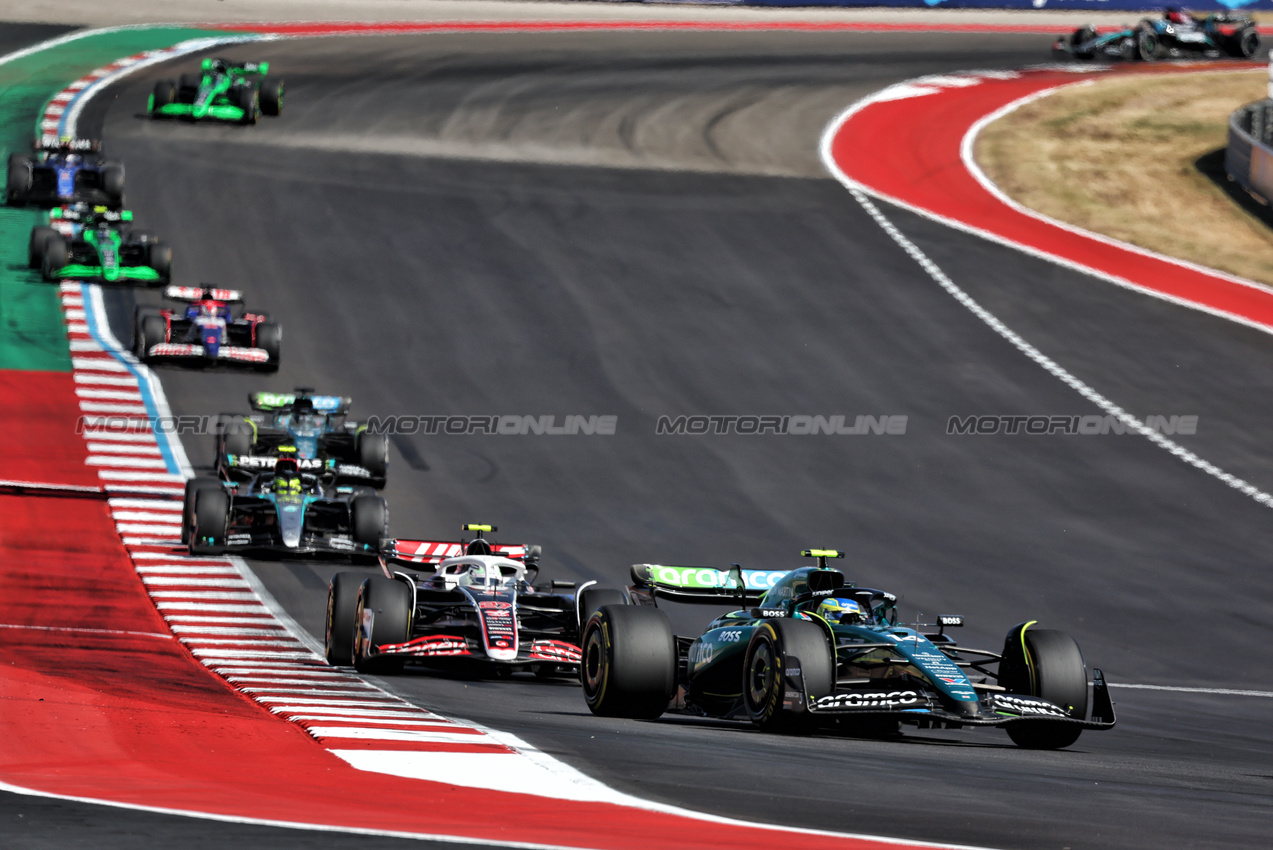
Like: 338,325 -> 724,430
273,457 -> 302,493
196,300 -> 220,319
816,597 -> 863,625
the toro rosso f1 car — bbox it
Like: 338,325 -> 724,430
215,390 -> 388,487
182,455 -> 387,558
29,204 -> 171,284
581,550 -> 1116,750
134,286 -> 280,371
326,524 -> 623,677
7,136 -> 123,208
1055,9 -> 1259,61
149,58 -> 282,125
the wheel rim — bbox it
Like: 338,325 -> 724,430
746,641 -> 776,710
582,626 -> 606,698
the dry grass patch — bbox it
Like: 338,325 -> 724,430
975,69 -> 1273,286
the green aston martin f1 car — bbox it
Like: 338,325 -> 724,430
148,57 -> 283,124
581,550 -> 1116,750
31,204 -> 171,285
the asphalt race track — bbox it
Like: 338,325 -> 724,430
10,22 -> 1273,849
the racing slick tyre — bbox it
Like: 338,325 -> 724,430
356,431 -> 388,479
220,417 -> 255,461
742,618 -> 834,734
1001,628 -> 1089,750
40,234 -> 68,281
151,79 -> 176,114
326,571 -> 363,666
1229,24 -> 1260,59
176,73 -> 200,103
259,79 -> 283,116
101,163 -> 124,208
138,314 -> 167,363
28,226 -> 57,269
7,153 -> 31,204
351,495 -> 388,549
1069,25 -> 1097,60
182,476 -> 222,545
190,487 -> 230,555
1135,22 -> 1163,60
236,85 -> 258,125
353,576 -> 410,674
147,241 -> 172,284
255,321 -> 281,372
576,586 -> 627,633
581,604 -> 675,719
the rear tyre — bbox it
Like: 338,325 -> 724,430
138,314 -> 167,363
176,73 -> 200,103
580,604 -> 675,719
28,226 -> 57,269
351,495 -> 388,548
576,586 -> 627,633
40,234 -> 68,281
743,618 -> 834,733
101,163 -> 124,208
236,85 -> 258,125
326,571 -> 363,666
1004,628 -> 1089,750
259,79 -> 283,116
147,242 -> 172,283
182,476 -> 221,545
1069,25 -> 1097,60
353,576 -> 411,674
7,153 -> 31,204
357,430 -> 388,479
190,487 -> 229,555
151,79 -> 176,114
254,321 -> 281,372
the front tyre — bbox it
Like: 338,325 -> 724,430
580,604 -> 675,719
190,487 -> 230,555
326,571 -> 363,666
28,226 -> 57,269
353,576 -> 410,674
181,476 -> 221,545
7,153 -> 31,204
742,618 -> 834,733
1003,628 -> 1089,750
40,234 -> 68,281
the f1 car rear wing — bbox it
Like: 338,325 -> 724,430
380,539 -> 534,567
628,563 -> 790,606
36,136 -> 100,152
51,206 -> 131,224
165,285 -> 244,304
249,390 -> 351,415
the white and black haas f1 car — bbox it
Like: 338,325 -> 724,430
182,455 -> 388,559
580,550 -> 1116,750
326,524 -> 622,677
134,286 -> 280,371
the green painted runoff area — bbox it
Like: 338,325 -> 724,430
0,27 -> 234,371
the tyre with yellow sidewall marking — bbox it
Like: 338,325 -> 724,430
581,604 -> 675,718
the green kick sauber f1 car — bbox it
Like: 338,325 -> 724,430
581,550 -> 1116,750
32,205 -> 171,285
148,58 -> 283,124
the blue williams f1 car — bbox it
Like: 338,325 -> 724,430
580,550 -> 1116,749
7,136 -> 124,208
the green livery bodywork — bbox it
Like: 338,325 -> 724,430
148,58 -> 281,124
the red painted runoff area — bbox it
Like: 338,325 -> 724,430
0,370 -> 94,486
827,63 -> 1273,330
